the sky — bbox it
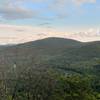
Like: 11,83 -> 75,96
0,0 -> 100,44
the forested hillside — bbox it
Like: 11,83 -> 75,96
0,37 -> 100,100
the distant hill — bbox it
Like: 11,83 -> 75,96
0,37 -> 100,79
0,37 -> 82,60
23,37 -> 82,47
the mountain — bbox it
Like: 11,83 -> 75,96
0,37 -> 100,79
0,37 -> 100,100
0,37 -> 82,58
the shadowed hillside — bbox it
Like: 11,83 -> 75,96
0,37 -> 99,76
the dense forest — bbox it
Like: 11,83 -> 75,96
0,37 -> 100,100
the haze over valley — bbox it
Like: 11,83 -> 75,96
0,24 -> 100,44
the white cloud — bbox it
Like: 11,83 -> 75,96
0,24 -> 100,44
0,7 -> 36,20
0,0 -> 41,20
73,0 -> 96,5
0,0 -> 97,20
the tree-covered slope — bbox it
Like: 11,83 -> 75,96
0,37 -> 100,100
0,37 -> 100,76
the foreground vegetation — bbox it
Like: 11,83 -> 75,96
0,69 -> 100,100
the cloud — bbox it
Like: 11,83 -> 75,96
0,0 -> 97,20
0,4 -> 38,20
73,0 -> 96,5
48,0 -> 96,8
38,22 -> 51,26
0,0 -> 40,20
47,0 -> 96,19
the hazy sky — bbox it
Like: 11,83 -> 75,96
0,0 -> 100,44
0,0 -> 99,32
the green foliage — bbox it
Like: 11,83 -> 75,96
0,38 -> 100,99
53,75 -> 96,100
0,71 -> 98,100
